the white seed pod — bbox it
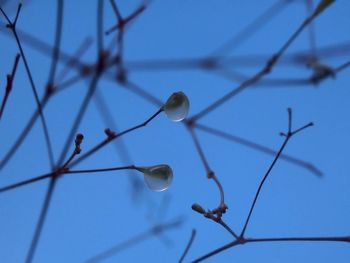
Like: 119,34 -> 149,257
136,164 -> 173,192
163,91 -> 190,122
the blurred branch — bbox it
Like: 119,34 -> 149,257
209,0 -> 290,56
189,2 -> 336,122
194,122 -> 323,176
84,218 -> 184,263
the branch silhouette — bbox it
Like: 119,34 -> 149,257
0,0 -> 348,262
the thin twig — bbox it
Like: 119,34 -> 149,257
0,164 -> 135,193
25,132 -> 83,263
93,90 -> 143,197
246,236 -> 350,244
1,4 -> 55,169
0,107 -> 163,193
65,165 -> 136,174
0,53 -> 20,120
186,124 -> 230,226
0,172 -> 53,193
105,1 -> 146,35
109,0 -> 123,23
178,229 -> 197,263
192,235 -> 350,262
69,108 -> 163,168
240,109 -> 313,237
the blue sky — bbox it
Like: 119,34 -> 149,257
0,0 -> 349,262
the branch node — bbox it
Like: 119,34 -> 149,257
116,68 -> 127,83
185,118 -> 195,128
96,50 -> 109,73
308,59 -> 335,84
81,65 -> 93,76
236,236 -> 247,244
212,203 -> 228,218
45,83 -> 55,97
74,133 -> 84,154
104,128 -> 116,139
200,58 -> 218,69
207,170 -> 214,179
53,167 -> 68,178
265,54 -> 278,74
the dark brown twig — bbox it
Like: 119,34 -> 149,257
25,132 -> 83,263
0,172 -> 53,193
186,123 -> 235,238
240,108 -> 313,237
106,0 -> 146,35
93,90 -> 144,198
0,106 -> 163,193
186,126 -> 227,218
69,108 -> 163,168
25,3 -> 106,261
192,235 -> 350,263
0,164 -> 137,194
178,229 -> 197,263
0,93 -> 164,196
1,3 -> 55,169
0,53 -> 20,120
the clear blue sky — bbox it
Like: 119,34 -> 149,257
0,0 -> 349,262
